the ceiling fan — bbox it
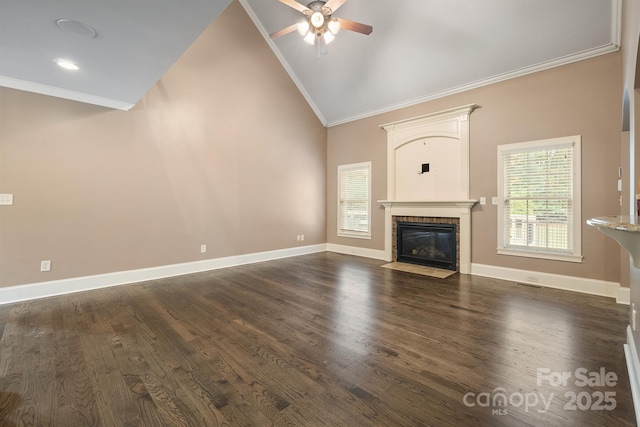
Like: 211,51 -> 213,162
269,0 -> 373,56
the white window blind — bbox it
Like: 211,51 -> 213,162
497,136 -> 582,262
338,162 -> 371,238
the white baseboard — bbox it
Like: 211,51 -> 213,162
471,263 -> 621,300
625,326 -> 640,424
0,244 -> 327,306
2,247 -> 626,307
618,287 -> 631,305
326,243 -> 387,260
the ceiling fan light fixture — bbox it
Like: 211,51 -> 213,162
296,20 -> 310,36
304,31 -> 316,45
310,11 -> 324,28
327,18 -> 340,35
323,31 -> 335,44
270,0 -> 373,54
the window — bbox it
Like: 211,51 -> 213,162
338,162 -> 371,239
497,136 -> 582,262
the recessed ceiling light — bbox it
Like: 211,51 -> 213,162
56,60 -> 79,71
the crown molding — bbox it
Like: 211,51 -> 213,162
0,75 -> 134,110
329,42 -> 620,127
238,0 -> 328,127
238,0 -> 621,129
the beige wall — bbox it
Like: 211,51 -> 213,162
328,52 -> 623,283
0,1 -> 628,291
0,1 -> 327,288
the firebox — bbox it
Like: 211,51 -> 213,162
396,222 -> 457,271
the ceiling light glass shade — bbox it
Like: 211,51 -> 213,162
310,11 -> 324,28
304,31 -> 316,45
323,31 -> 335,44
296,20 -> 310,36
327,19 -> 340,35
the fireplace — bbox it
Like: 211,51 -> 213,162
396,221 -> 457,271
379,105 -> 477,274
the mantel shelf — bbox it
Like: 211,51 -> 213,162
378,200 -> 478,208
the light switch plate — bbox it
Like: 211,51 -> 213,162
479,197 -> 486,205
0,194 -> 13,205
492,197 -> 498,205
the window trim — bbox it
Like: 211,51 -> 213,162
497,135 -> 582,263
337,161 -> 372,239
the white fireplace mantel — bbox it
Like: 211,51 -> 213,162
379,200 -> 477,210
379,105 -> 478,274
379,199 -> 477,274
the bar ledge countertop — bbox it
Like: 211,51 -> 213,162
587,215 -> 640,232
588,215 -> 640,268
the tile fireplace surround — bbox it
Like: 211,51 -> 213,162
379,200 -> 475,273
393,215 -> 460,271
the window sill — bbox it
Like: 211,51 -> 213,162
497,248 -> 583,263
338,232 -> 372,240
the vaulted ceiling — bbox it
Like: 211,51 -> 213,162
0,0 -> 620,126
0,0 -> 232,110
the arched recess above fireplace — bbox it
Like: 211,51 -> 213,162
380,103 -> 477,201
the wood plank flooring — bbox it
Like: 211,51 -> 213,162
0,252 -> 635,426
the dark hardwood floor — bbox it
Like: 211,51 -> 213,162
0,252 -> 635,426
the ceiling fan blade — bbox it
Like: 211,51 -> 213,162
324,0 -> 348,14
278,0 -> 311,14
336,17 -> 373,35
270,24 -> 298,39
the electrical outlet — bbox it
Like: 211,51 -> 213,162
200,244 -> 207,253
40,260 -> 51,272
0,194 -> 13,205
